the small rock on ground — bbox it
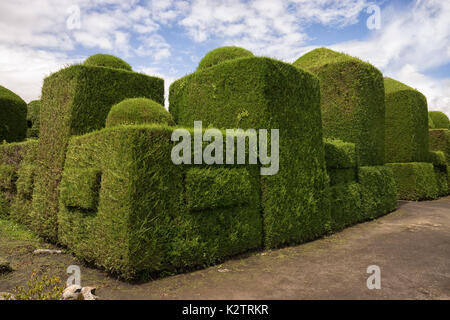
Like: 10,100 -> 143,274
33,249 -> 62,255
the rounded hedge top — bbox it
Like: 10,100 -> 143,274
84,54 -> 132,71
0,85 -> 27,142
384,77 -> 420,96
197,46 -> 254,71
0,85 -> 25,103
106,98 -> 174,128
428,111 -> 450,129
293,48 -> 365,70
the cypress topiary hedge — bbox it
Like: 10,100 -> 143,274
384,77 -> 429,163
324,139 -> 358,185
358,166 -> 397,219
58,125 -> 262,280
429,111 -> 450,129
429,129 -> 450,165
84,53 -> 132,71
429,151 -> 449,196
9,140 -> 38,226
106,98 -> 174,128
428,113 -> 435,129
26,100 -> 41,138
324,140 -> 397,230
197,46 -> 254,71
0,140 -> 37,219
386,163 -> 438,200
293,48 -> 385,166
31,55 -> 164,241
170,54 -> 331,249
429,130 -> 450,195
0,85 -> 27,143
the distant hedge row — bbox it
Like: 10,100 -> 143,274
0,48 -> 449,280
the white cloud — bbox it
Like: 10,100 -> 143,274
330,0 -> 450,114
180,0 -> 370,60
138,67 -> 178,108
0,45 -> 78,102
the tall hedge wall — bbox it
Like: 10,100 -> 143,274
26,100 -> 41,138
31,62 -> 164,241
429,111 -> 450,129
59,125 -> 262,280
0,140 -> 37,219
293,48 -> 385,166
0,85 -> 27,143
386,163 -> 438,200
358,166 -> 397,218
170,55 -> 331,249
384,77 -> 429,163
429,129 -> 450,165
324,139 -> 397,230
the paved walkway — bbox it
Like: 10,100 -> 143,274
101,196 -> 450,299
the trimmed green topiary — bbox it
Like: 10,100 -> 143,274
197,46 -> 254,71
58,125 -> 262,280
26,100 -> 41,138
429,111 -> 450,129
324,139 -> 358,186
0,140 -> 37,220
358,166 -> 398,219
84,54 -> 132,71
170,56 -> 331,248
329,182 -> 362,231
31,63 -> 163,241
9,140 -> 38,226
429,129 -> 450,166
429,133 -> 450,196
428,113 -> 435,129
386,162 -> 439,200
384,77 -> 429,163
324,139 -> 358,169
106,98 -> 174,128
0,85 -> 27,143
293,48 -> 385,166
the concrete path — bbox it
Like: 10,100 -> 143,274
101,196 -> 450,299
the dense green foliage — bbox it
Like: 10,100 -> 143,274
31,62 -> 164,241
170,56 -> 331,249
429,111 -> 450,129
0,85 -> 27,143
428,113 -> 435,129
386,163 -> 438,200
329,182 -> 361,230
429,151 -> 449,196
384,78 -> 429,163
197,46 -> 254,71
429,129 -> 450,166
324,139 -> 358,169
325,139 -> 396,230
358,166 -> 398,218
324,139 -> 357,186
84,54 -> 132,71
106,98 -> 174,128
293,48 -> 385,166
59,125 -> 262,280
0,140 -> 37,222
26,100 -> 41,138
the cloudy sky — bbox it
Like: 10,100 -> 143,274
0,0 -> 449,115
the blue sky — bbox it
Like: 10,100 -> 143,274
0,0 -> 449,115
